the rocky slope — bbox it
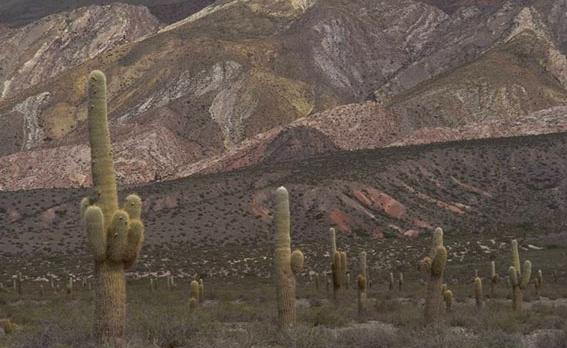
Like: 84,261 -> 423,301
1,131 -> 565,258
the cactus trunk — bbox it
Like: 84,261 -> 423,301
94,262 -> 126,343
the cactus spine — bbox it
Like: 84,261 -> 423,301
274,187 -> 304,327
82,70 -> 145,345
424,227 -> 447,324
509,240 -> 531,311
474,277 -> 483,309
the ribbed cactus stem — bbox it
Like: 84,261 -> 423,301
429,227 -> 444,257
274,186 -> 302,327
424,227 -> 447,324
474,277 -> 483,309
511,240 -> 521,277
82,70 -> 145,346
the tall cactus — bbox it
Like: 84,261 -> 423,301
509,240 -> 531,311
424,227 -> 447,324
340,251 -> 347,288
274,187 -> 304,328
359,251 -> 367,301
474,277 -> 483,309
330,228 -> 339,301
81,70 -> 145,345
199,279 -> 205,303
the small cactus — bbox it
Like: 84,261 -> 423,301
509,240 -> 531,311
424,227 -> 447,324
15,272 -> 23,297
274,187 -> 304,327
389,272 -> 394,291
474,277 -> 483,309
314,272 -> 320,291
66,276 -> 74,296
398,272 -> 404,292
442,285 -> 453,312
534,269 -> 543,298
189,280 -> 200,310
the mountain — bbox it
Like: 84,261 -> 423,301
1,0 -> 567,192
0,0 -> 215,28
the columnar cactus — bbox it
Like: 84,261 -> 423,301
314,272 -> 320,291
399,272 -> 404,291
508,240 -> 531,311
534,270 -> 543,298
424,227 -> 448,324
389,272 -> 394,291
346,272 -> 351,290
356,274 -> 367,316
490,261 -> 498,298
199,279 -> 204,303
274,187 -> 304,327
189,280 -> 200,310
81,70 -> 145,345
474,277 -> 483,309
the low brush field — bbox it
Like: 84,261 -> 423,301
1,240 -> 567,348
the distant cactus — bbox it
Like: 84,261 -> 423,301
398,272 -> 404,291
359,251 -> 368,300
199,279 -> 205,303
81,70 -> 145,345
346,272 -> 351,290
490,261 -> 499,298
356,274 -> 367,316
15,272 -> 22,297
66,276 -> 73,296
274,187 -> 304,327
189,280 -> 200,310
340,251 -> 347,288
314,272 -> 320,291
534,269 -> 543,298
474,277 -> 483,309
509,240 -> 531,311
424,227 -> 447,324
442,286 -> 453,312
389,272 -> 394,291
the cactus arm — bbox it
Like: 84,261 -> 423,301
85,205 -> 107,262
291,250 -> 304,274
431,246 -> 447,276
87,70 -> 118,226
124,220 -> 144,269
124,194 -> 142,220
